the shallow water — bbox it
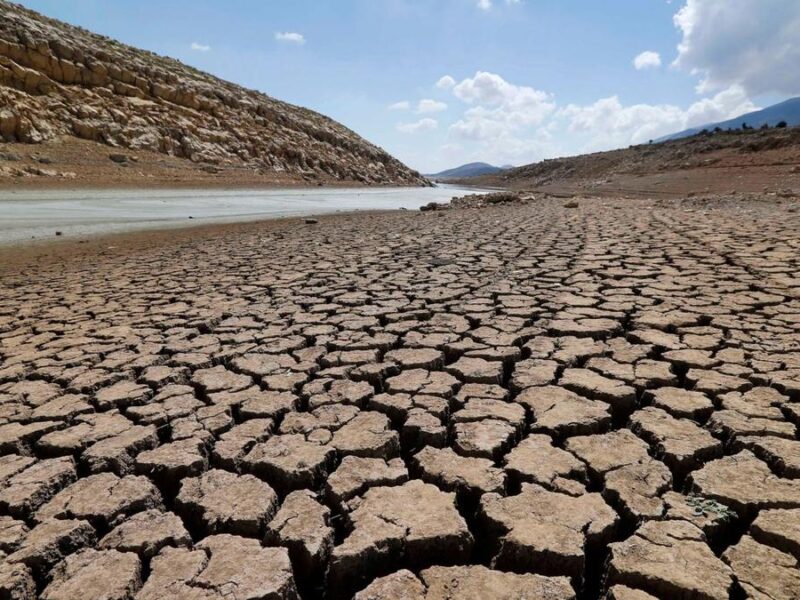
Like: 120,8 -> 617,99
0,184 -> 486,245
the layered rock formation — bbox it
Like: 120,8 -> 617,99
0,1 -> 426,185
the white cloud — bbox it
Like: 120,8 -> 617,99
453,71 -> 551,111
405,64 -> 760,172
387,101 -> 410,111
436,75 -> 456,90
633,51 -> 661,70
561,84 -> 758,149
683,85 -> 758,128
438,69 -> 758,168
477,0 -> 521,9
417,99 -> 448,114
451,71 -> 555,125
562,97 -> 684,147
275,32 -> 305,45
446,71 -> 556,166
190,42 -> 210,52
396,118 -> 438,134
450,108 -> 509,141
673,0 -> 800,95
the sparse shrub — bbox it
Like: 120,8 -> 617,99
776,120 -> 788,128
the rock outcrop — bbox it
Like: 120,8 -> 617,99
0,1 -> 426,185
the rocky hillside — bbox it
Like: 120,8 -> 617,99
0,1 -> 426,186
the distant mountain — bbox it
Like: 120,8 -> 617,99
429,162 -> 508,179
659,97 -> 800,141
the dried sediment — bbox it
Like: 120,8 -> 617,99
1,196 -> 800,598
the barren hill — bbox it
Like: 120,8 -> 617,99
465,126 -> 800,199
0,1 -> 426,188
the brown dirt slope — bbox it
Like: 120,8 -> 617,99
0,1 -> 427,188
465,127 -> 800,198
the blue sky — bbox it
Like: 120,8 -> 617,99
18,0 -> 800,172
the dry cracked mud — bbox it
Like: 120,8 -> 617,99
1,197 -> 800,599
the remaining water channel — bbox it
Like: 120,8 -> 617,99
0,184 -> 488,244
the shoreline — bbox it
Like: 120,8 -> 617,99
0,208 -> 399,272
0,177 -> 431,192
0,137 -> 432,192
0,182 -> 447,200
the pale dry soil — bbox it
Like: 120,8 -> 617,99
1,197 -> 799,600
